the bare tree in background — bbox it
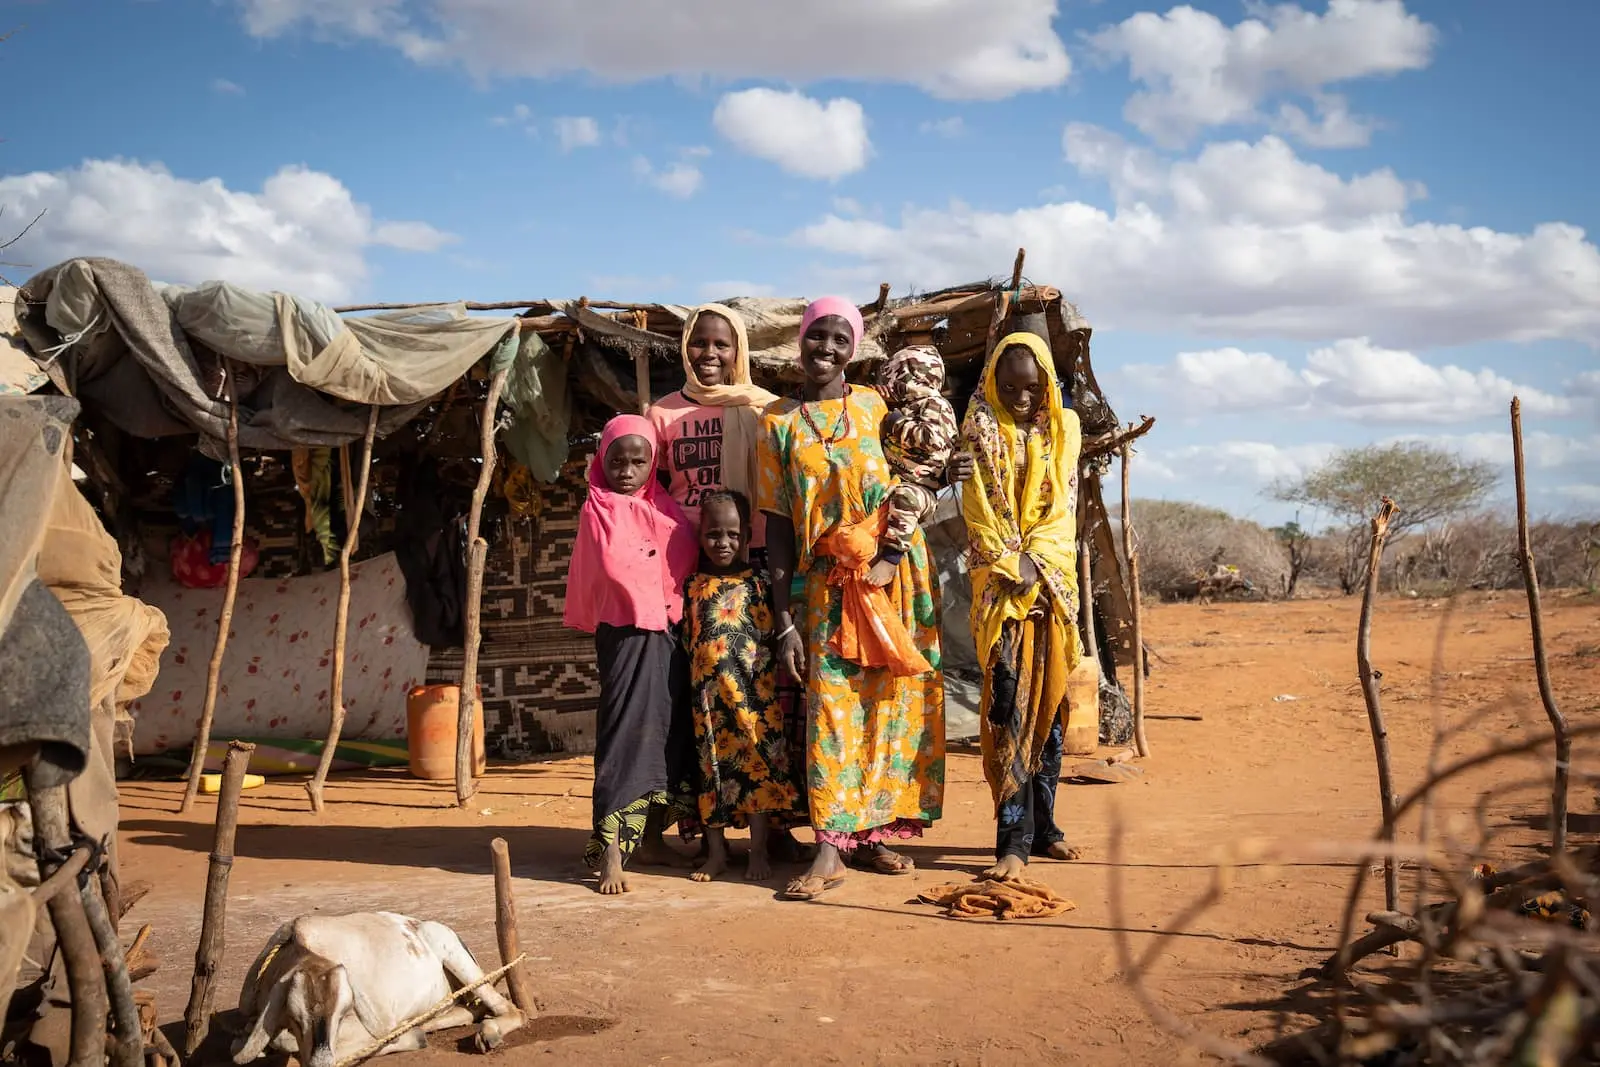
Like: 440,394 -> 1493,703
1270,442 -> 1500,594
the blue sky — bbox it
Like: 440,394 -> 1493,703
2,0 -> 1596,526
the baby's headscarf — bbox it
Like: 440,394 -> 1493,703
799,296 -> 864,361
878,345 -> 945,405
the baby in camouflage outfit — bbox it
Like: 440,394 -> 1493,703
876,345 -> 960,552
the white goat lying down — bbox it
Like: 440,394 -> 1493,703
231,911 -> 526,1067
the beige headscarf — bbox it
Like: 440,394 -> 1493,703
679,304 -> 778,504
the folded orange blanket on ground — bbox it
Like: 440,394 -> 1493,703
916,878 -> 1077,920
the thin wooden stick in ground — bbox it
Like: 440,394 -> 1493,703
79,859 -> 141,1067
1120,438 -> 1150,758
490,837 -> 537,1014
180,366 -> 246,814
1511,396 -> 1571,855
306,407 -> 379,814
23,778 -> 108,1067
330,954 -> 527,1067
633,349 -> 651,415
184,740 -> 255,1056
1357,497 -> 1402,916
457,368 -> 508,807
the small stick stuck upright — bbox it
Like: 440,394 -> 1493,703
490,837 -> 538,1014
185,740 -> 256,1056
1356,496 -> 1401,918
1511,396 -> 1571,854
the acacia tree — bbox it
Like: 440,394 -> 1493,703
1269,442 -> 1499,594
1271,517 -> 1313,598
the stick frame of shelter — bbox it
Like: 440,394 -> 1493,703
23,776 -> 110,1067
1511,397 -> 1571,855
183,740 -> 254,1056
306,407 -> 380,813
456,367 -> 508,807
180,365 -> 247,814
1120,439 -> 1150,758
1357,497 -> 1401,918
490,837 -> 538,1014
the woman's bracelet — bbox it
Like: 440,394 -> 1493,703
775,623 -> 798,641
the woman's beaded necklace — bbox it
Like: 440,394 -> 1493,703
799,385 -> 852,448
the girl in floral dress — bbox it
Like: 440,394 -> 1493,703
680,489 -> 803,883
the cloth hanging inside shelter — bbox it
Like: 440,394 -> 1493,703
291,447 -> 337,565
175,452 -> 237,565
498,328 -> 572,483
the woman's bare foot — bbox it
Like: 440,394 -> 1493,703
597,844 -> 630,895
1042,841 -> 1082,861
746,817 -> 772,881
782,843 -> 846,900
691,829 -> 729,883
980,854 -> 1028,883
858,843 -> 915,875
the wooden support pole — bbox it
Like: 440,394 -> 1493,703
306,407 -> 380,814
1357,497 -> 1401,917
489,838 -> 537,1014
184,740 -> 254,1057
24,778 -> 108,1067
1010,247 -> 1026,290
633,350 -> 651,415
1512,397 -> 1571,855
180,367 -> 246,814
457,369 -> 509,807
1120,439 -> 1150,758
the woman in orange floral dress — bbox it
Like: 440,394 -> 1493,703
756,295 -> 970,901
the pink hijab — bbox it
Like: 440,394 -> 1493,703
564,415 -> 698,634
800,296 -> 864,359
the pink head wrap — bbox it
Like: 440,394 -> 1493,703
799,296 -> 864,360
564,415 -> 698,633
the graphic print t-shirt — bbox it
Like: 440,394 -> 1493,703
646,392 -> 765,548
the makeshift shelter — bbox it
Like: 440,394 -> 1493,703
4,256 -> 1149,784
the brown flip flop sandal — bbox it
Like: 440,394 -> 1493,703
856,848 -> 916,875
781,873 -> 846,901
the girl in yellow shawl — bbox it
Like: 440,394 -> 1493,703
960,332 -> 1084,883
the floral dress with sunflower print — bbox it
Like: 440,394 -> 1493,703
681,568 -> 803,828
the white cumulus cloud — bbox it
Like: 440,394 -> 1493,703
237,0 -> 1069,101
1127,339 -> 1576,423
0,159 -> 453,304
1088,0 -> 1435,147
793,125 -> 1600,349
713,89 -> 871,181
553,115 -> 602,151
632,156 -> 703,199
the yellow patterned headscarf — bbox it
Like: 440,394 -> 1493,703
678,304 -> 779,505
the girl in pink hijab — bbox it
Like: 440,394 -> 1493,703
565,414 -> 699,894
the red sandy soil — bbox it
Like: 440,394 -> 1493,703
118,591 -> 1599,1065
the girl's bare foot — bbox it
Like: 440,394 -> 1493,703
746,817 -> 772,881
980,854 -> 1028,882
597,844 -> 630,895
1042,841 -> 1082,861
692,829 -> 729,883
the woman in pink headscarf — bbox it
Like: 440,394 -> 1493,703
755,296 -> 972,900
565,415 -> 699,894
